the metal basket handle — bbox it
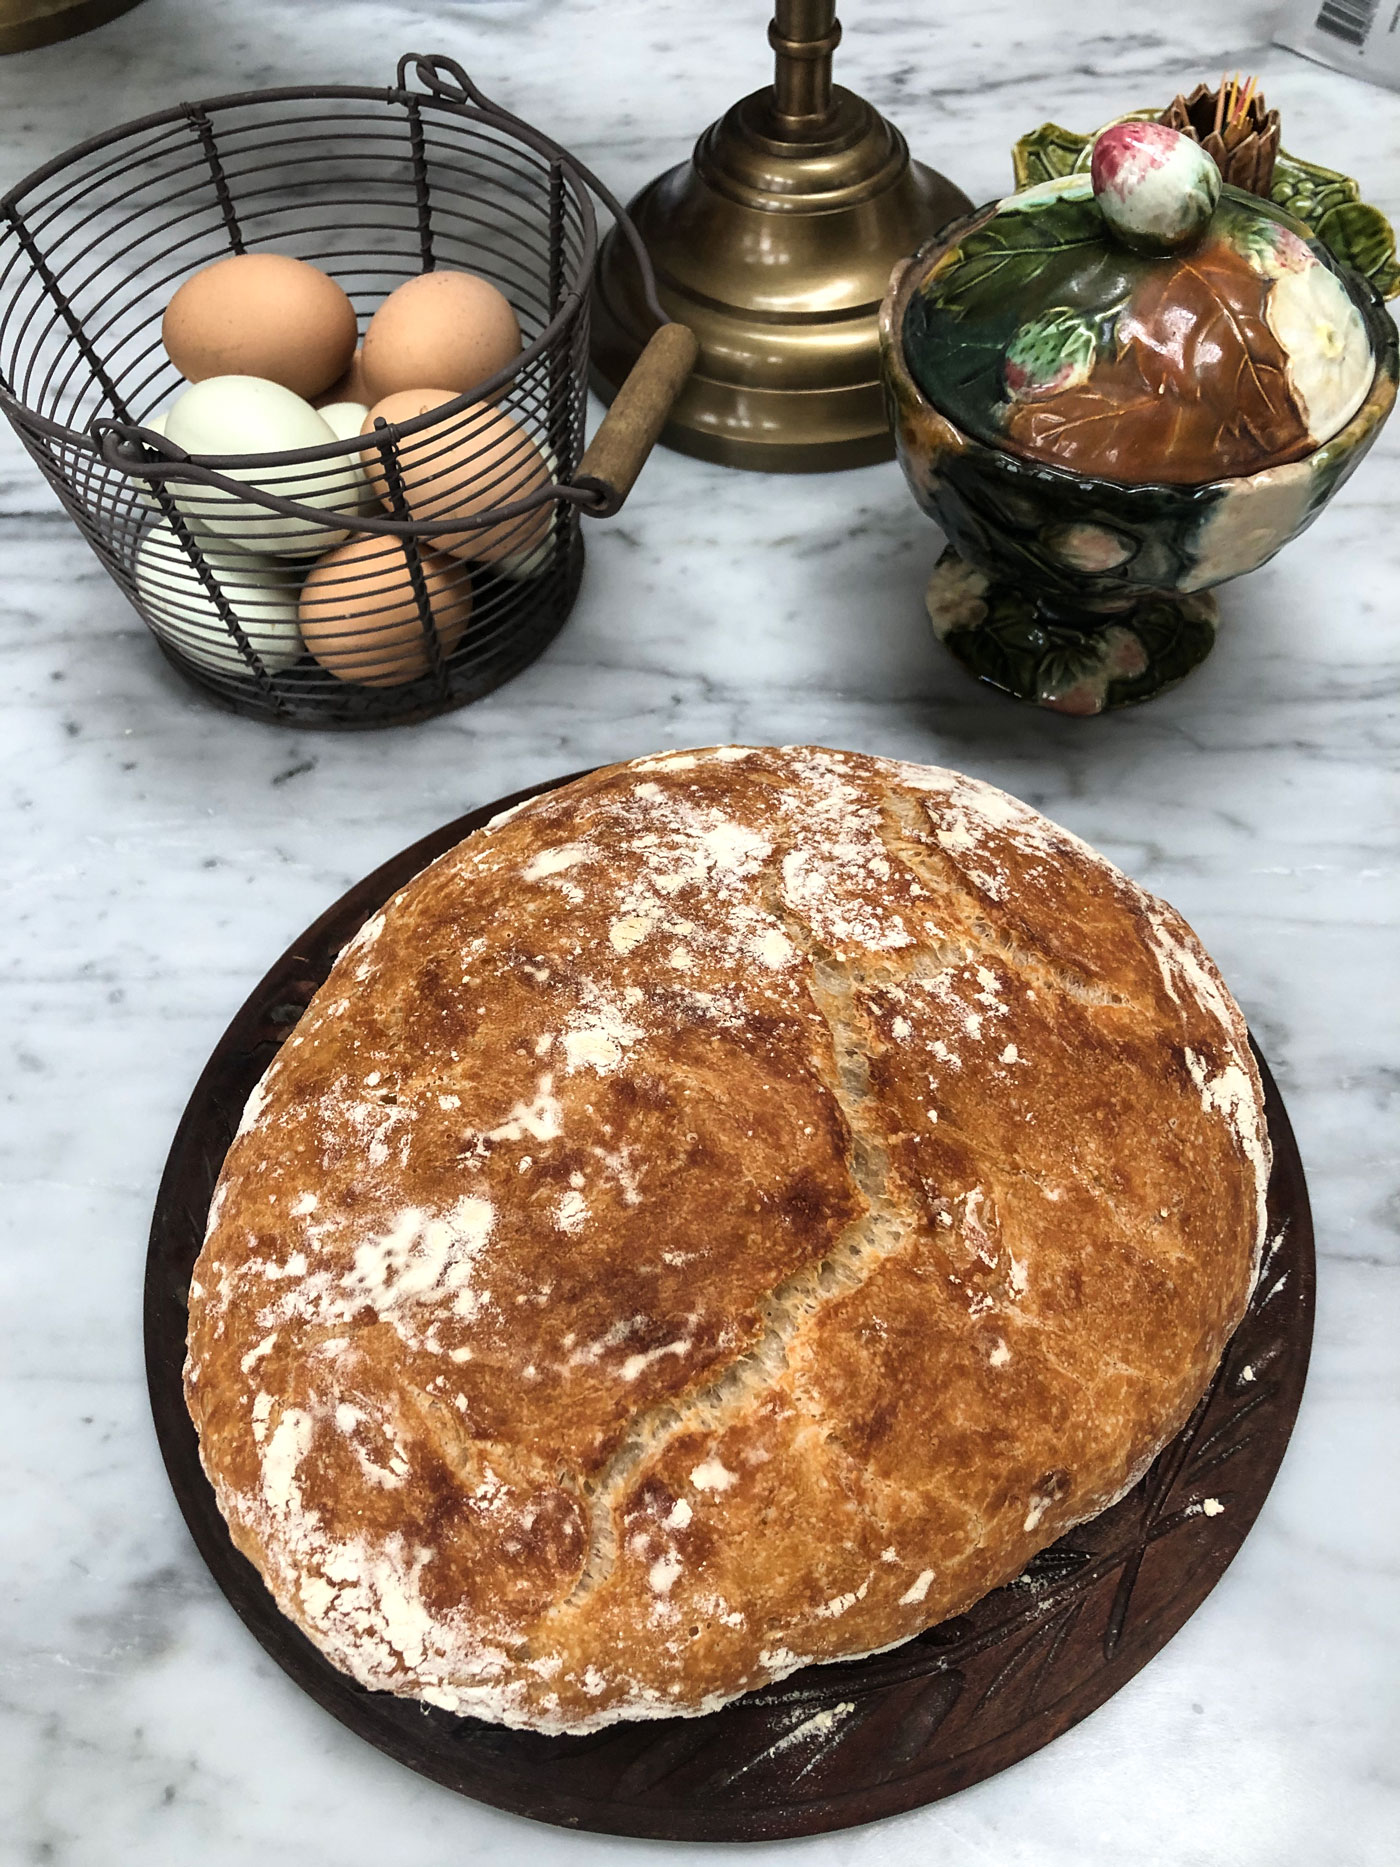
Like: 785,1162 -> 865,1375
398,52 -> 697,517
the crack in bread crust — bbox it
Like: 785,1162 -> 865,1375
561,899 -> 917,1610
555,767 -> 1143,1617
880,788 -> 1130,1008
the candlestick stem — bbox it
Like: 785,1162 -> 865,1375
769,1 -> 841,128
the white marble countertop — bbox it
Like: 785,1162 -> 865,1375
1,1 -> 1396,1861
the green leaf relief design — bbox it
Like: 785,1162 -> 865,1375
928,195 -> 1109,325
1270,150 -> 1359,229
1011,123 -> 1092,191
1312,203 -> 1400,300
940,587 -> 1216,713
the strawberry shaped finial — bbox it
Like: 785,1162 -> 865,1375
1091,121 -> 1221,255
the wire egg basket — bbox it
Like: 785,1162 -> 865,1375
0,52 -> 694,726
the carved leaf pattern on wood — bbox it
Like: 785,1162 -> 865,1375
1005,239 -> 1311,482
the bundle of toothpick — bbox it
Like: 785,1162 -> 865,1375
1160,76 -> 1280,196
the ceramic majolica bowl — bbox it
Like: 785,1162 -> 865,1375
879,130 -> 1399,714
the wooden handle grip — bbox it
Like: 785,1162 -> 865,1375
574,321 -> 699,516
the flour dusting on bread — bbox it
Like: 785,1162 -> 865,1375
186,747 -> 1267,1733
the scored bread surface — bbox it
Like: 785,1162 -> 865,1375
185,746 -> 1269,1733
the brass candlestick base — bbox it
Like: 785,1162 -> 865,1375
0,0 -> 146,53
591,4 -> 969,472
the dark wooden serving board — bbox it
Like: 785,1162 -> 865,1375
146,775 -> 1314,1841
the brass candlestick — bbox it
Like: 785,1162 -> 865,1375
591,1 -> 970,472
0,0 -> 146,53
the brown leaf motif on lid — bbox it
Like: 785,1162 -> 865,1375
1004,237 -> 1311,482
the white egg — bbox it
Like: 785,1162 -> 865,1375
163,375 -> 364,556
130,411 -> 164,513
131,412 -> 237,576
135,524 -> 304,676
310,401 -> 374,511
131,412 -> 188,519
316,400 -> 370,440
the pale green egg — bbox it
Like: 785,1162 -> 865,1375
163,375 -> 364,556
311,400 -> 375,512
135,523 -> 304,675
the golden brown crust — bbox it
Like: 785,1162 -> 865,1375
184,747 -> 1269,1732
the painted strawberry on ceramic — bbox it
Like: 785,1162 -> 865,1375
1090,121 -> 1219,254
1003,308 -> 1097,398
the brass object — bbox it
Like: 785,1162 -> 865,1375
0,0 -> 146,54
591,1 -> 970,472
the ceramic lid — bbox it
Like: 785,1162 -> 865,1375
902,122 -> 1376,485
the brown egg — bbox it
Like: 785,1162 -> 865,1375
359,391 -> 554,564
314,345 -> 372,409
360,270 -> 522,402
163,253 -> 358,401
298,536 -> 472,686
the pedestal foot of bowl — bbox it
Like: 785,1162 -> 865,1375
924,548 -> 1219,715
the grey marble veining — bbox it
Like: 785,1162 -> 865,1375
1,2 -> 1397,1862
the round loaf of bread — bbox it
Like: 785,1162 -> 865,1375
185,746 -> 1269,1733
